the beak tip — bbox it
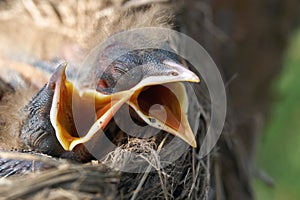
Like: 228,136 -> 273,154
187,136 -> 197,148
191,141 -> 197,148
191,75 -> 200,83
47,62 -> 68,89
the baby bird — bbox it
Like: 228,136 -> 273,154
0,46 -> 199,164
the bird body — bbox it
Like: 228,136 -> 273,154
1,43 -> 200,163
21,44 -> 199,159
0,4 -> 200,168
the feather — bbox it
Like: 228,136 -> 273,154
0,1 -> 173,148
0,86 -> 36,150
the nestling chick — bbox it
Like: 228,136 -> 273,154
0,46 -> 199,163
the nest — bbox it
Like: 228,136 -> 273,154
0,151 -> 119,199
0,125 -> 211,199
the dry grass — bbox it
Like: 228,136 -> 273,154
0,151 -> 119,199
0,130 -> 212,199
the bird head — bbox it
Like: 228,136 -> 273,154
20,47 -> 200,160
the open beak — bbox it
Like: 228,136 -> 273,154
49,60 -> 200,151
49,63 -> 132,151
127,60 -> 200,147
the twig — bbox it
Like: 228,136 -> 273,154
122,0 -> 170,10
0,151 -> 63,168
254,168 -> 275,187
130,136 -> 168,200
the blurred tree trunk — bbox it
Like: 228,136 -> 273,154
176,0 -> 300,199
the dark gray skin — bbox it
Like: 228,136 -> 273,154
96,48 -> 183,94
20,84 -> 64,157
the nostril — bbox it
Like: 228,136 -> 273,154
170,71 -> 179,76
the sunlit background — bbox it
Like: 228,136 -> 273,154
256,29 -> 300,200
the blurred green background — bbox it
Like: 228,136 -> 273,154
255,29 -> 300,200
